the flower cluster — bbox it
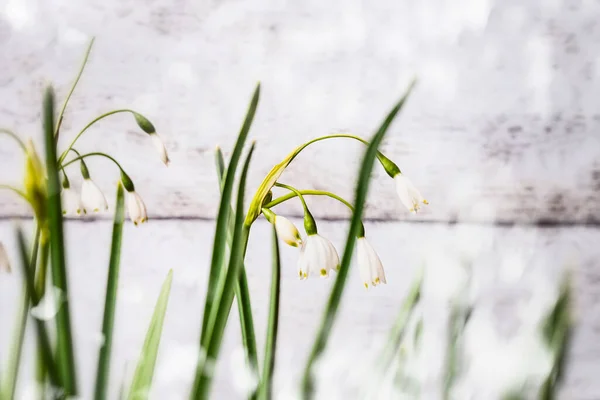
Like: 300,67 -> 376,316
258,140 -> 428,289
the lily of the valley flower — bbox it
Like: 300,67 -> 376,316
150,133 -> 170,166
298,234 -> 339,279
61,187 -> 82,215
394,173 -> 428,213
126,190 -> 148,225
0,242 -> 11,273
274,215 -> 302,247
357,237 -> 386,288
81,178 -> 108,213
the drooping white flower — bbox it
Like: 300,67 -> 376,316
61,187 -> 82,215
394,173 -> 428,213
126,190 -> 148,225
297,234 -> 339,279
274,216 -> 302,247
30,287 -> 64,321
357,237 -> 386,288
81,178 -> 108,213
0,242 -> 11,273
150,133 -> 170,166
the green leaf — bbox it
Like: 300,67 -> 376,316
14,227 -> 61,390
198,83 -> 260,352
43,86 -> 78,394
258,226 -> 282,400
127,269 -> 174,400
192,142 -> 256,399
301,79 -> 417,399
214,146 -> 259,382
1,228 -> 40,399
94,182 -> 126,400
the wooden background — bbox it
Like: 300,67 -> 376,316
1,0 -> 599,398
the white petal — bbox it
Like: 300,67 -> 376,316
30,287 -> 64,321
126,191 -> 141,224
0,242 -> 11,273
81,179 -> 108,213
394,174 -> 426,213
151,133 -> 170,166
274,216 -> 302,247
61,188 -> 82,215
357,237 -> 386,288
134,192 -> 148,223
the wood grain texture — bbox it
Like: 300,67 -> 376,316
0,219 -> 597,398
2,0 -> 600,223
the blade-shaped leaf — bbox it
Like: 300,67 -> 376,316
301,80 -> 417,398
258,226 -> 282,400
127,269 -> 174,400
94,182 -> 125,400
199,83 -> 260,351
192,142 -> 256,399
43,86 -> 78,394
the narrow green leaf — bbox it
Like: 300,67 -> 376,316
94,182 -> 126,400
127,269 -> 174,400
214,146 -> 259,382
43,86 -> 78,394
34,237 -> 50,391
192,143 -> 256,399
199,83 -> 260,351
14,227 -> 61,389
301,80 -> 417,399
258,225 -> 282,400
2,228 -> 40,399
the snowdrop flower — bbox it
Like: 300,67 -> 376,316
0,242 -> 11,273
150,133 -> 170,166
274,215 -> 302,247
61,187 -> 82,215
298,234 -> 339,279
126,190 -> 148,225
394,173 -> 428,213
81,178 -> 108,213
357,237 -> 386,288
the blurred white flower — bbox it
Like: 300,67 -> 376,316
357,237 -> 386,288
31,287 -> 64,321
0,242 -> 11,273
126,190 -> 148,226
298,234 -> 339,279
81,178 -> 108,213
150,133 -> 170,166
274,216 -> 302,247
61,187 -> 82,215
394,174 -> 428,213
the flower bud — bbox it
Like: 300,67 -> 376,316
133,112 -> 156,134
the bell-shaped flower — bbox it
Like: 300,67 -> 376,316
357,237 -> 386,288
394,173 -> 428,213
274,215 -> 302,247
81,178 -> 108,213
150,133 -> 170,166
0,242 -> 11,273
126,190 -> 148,225
61,187 -> 82,215
297,234 -> 339,279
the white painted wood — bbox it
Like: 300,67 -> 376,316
2,0 -> 600,223
0,219 -> 596,398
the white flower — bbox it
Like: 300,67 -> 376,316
394,173 -> 428,213
150,133 -> 170,166
0,242 -> 11,273
126,190 -> 148,225
81,178 -> 108,213
274,216 -> 302,247
357,237 -> 386,288
61,187 -> 82,215
297,234 -> 339,279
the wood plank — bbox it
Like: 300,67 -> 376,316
2,1 -> 600,223
0,219 -> 597,398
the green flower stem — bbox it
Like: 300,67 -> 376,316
58,109 -> 137,164
273,183 -> 317,235
59,152 -> 126,173
266,187 -> 364,237
0,128 -> 27,152
245,133 -> 399,225
55,38 -> 95,139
